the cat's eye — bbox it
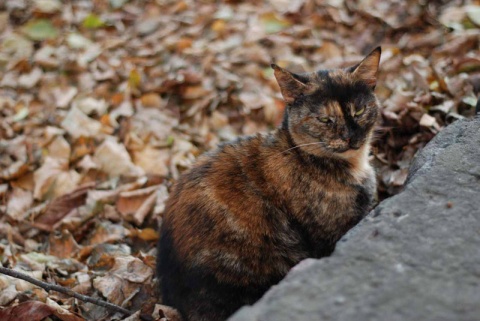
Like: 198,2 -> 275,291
355,106 -> 366,116
318,117 -> 330,123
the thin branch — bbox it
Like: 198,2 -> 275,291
0,266 -> 134,317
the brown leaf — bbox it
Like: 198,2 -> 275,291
85,243 -> 130,270
8,297 -> 87,321
182,85 -> 209,99
47,229 -> 81,259
116,185 -> 159,218
93,273 -> 136,306
130,228 -> 159,242
112,256 -> 153,283
132,191 -> 157,226
10,172 -> 35,191
88,221 -> 128,245
0,222 -> 25,246
46,297 -> 85,321
0,161 -> 29,181
0,301 -> 53,321
93,256 -> 152,306
140,93 -> 165,108
35,183 -> 93,227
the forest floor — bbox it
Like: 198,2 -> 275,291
0,0 -> 479,320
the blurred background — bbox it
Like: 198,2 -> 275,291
0,0 -> 479,319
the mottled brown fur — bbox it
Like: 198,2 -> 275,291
157,47 -> 382,321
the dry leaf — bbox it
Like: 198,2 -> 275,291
18,68 -> 43,89
34,0 -> 62,13
93,256 -> 152,305
0,184 -> 8,197
33,157 -> 80,200
132,191 -> 157,225
94,137 -> 144,178
47,229 -> 81,258
140,93 -> 165,108
73,97 -> 108,116
7,188 -> 33,220
133,146 -> 170,176
47,136 -> 71,160
53,87 -> 78,109
5,270 -> 43,292
131,107 -> 179,141
88,221 -> 128,245
0,284 -> 18,306
419,113 -> 437,127
61,108 -> 103,139
112,256 -> 153,283
116,185 -> 159,224
0,301 -> 53,321
93,273 -> 137,306
130,228 -> 159,242
0,161 -> 29,181
45,298 -> 85,321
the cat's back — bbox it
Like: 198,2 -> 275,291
161,131 -> 294,256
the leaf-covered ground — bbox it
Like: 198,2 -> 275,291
0,0 -> 479,320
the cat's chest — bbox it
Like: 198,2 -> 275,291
285,164 -> 371,218
339,144 -> 373,184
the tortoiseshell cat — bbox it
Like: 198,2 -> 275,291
157,47 -> 381,321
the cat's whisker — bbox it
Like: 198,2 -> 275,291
280,142 -> 326,154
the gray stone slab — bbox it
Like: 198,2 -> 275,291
230,117 -> 480,321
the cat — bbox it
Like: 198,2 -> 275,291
157,47 -> 381,321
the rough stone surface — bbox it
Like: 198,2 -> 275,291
230,117 -> 480,321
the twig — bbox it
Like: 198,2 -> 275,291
0,266 -> 134,317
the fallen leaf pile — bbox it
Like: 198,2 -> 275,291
0,0 -> 479,320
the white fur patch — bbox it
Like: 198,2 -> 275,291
338,140 -> 372,183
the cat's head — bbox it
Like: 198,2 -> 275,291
273,47 -> 381,158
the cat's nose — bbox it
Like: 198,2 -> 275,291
341,132 -> 351,142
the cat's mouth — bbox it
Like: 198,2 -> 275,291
329,143 -> 361,154
348,143 -> 362,151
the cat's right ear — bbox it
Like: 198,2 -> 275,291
350,47 -> 381,89
272,64 -> 308,104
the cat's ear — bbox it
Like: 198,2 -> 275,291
271,64 -> 308,103
350,47 -> 381,88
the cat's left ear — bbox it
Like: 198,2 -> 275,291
350,47 -> 381,89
